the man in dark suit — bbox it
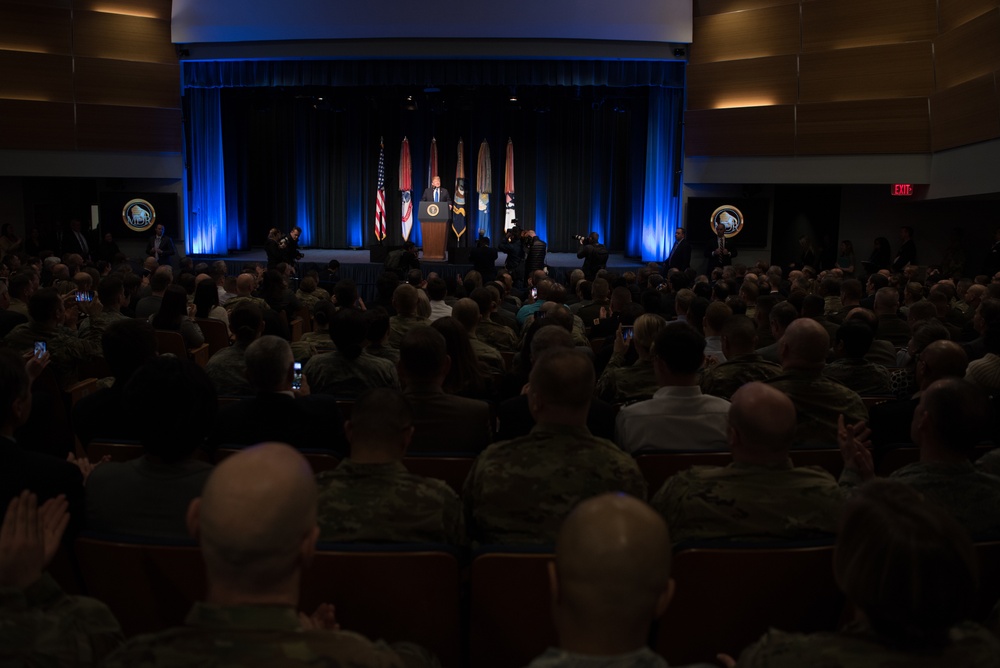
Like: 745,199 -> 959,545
398,325 -> 493,454
60,218 -> 93,261
209,335 -> 347,456
666,226 -> 691,271
891,225 -> 916,274
420,175 -> 451,204
145,224 -> 176,266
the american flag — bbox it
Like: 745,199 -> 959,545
374,141 -> 386,242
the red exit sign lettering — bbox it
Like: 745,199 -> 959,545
891,184 -> 913,196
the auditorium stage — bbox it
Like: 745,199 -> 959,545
191,248 -> 647,301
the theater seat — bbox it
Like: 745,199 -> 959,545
469,549 -> 557,668
634,451 -> 731,492
74,534 -> 206,637
195,317 -> 231,355
154,329 -> 210,367
301,544 -> 462,668
403,455 -> 475,495
655,543 -> 843,665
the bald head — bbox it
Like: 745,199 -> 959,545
552,494 -> 673,643
192,443 -> 318,595
451,298 -> 480,332
779,318 -> 830,371
918,340 -> 968,387
728,382 -> 797,460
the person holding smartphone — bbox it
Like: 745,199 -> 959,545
596,314 -> 669,404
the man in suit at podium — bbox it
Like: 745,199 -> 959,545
421,176 -> 451,205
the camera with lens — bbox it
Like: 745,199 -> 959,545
573,234 -> 589,244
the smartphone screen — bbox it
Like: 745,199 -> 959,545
531,287 -> 538,299
292,362 -> 303,390
34,341 -> 46,357
75,291 -> 93,302
621,326 -> 634,343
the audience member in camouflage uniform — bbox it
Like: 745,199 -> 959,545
3,288 -> 102,390
77,275 -> 129,342
470,287 -> 517,353
840,378 -> 1000,539
764,319 -> 867,447
0,492 -> 124,666
204,304 -> 263,397
388,284 -> 430,349
464,348 -> 647,545
294,276 -> 325,310
731,481 -> 1000,668
526,494 -> 716,668
652,383 -> 843,545
305,308 -> 399,398
298,300 -> 337,355
451,298 -> 505,373
363,306 -> 400,364
316,388 -> 463,544
821,321 -> 892,395
102,443 -> 438,668
596,313 -> 667,404
700,315 -> 782,401
222,273 -> 270,315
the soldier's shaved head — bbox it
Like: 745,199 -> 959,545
529,348 -> 594,415
189,443 -> 319,602
728,382 -> 797,460
917,340 -> 967,387
550,493 -> 674,651
778,318 -> 830,371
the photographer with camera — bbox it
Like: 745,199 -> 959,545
498,224 -> 526,289
576,232 -> 609,280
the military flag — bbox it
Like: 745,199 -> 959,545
453,137 -> 467,242
476,139 -> 491,239
399,137 -> 413,241
504,138 -> 516,231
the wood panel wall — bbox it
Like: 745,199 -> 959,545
0,0 -> 180,153
687,0 -> 1000,157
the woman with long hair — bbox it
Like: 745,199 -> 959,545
265,227 -> 282,269
193,279 -> 231,334
150,284 -> 205,348
431,316 -> 492,400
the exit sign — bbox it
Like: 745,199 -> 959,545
891,184 -> 913,196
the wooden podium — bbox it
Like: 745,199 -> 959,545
419,201 -> 449,261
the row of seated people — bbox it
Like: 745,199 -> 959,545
4,307 -> 1000,553
2,457 -> 999,667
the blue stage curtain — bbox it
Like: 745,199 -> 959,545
183,60 -> 685,258
635,87 -> 684,261
184,60 -> 684,90
186,88 -> 228,255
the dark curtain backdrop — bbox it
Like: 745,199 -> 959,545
183,59 -> 685,259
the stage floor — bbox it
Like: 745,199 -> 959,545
192,248 -> 648,302
197,248 -> 646,272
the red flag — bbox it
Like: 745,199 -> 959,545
428,137 -> 439,186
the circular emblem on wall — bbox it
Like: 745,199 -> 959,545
427,203 -> 441,217
709,205 -> 744,238
122,199 -> 156,232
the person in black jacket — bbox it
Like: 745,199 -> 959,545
523,229 -> 547,277
576,232 -> 609,280
498,225 -> 526,288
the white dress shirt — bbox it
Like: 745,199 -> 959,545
615,385 -> 731,453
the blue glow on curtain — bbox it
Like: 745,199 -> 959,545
637,88 -> 683,261
534,123 -> 547,241
187,88 -> 228,254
